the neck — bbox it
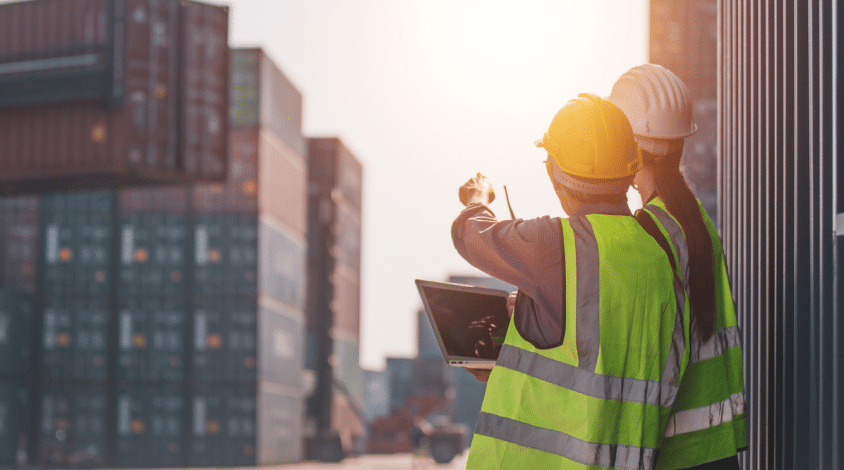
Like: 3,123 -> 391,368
637,168 -> 659,205
569,200 -> 632,217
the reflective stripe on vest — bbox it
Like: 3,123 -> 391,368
663,392 -> 746,438
494,344 -> 679,408
642,200 -> 746,458
469,215 -> 689,470
475,412 -> 658,469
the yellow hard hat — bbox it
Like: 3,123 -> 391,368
536,93 -> 639,181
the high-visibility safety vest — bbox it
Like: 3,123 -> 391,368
638,198 -> 747,470
467,214 -> 690,470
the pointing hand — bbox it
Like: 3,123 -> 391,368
458,173 -> 496,206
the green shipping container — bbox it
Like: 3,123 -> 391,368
229,48 -> 305,157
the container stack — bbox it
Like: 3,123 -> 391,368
114,187 -> 189,468
188,46 -> 308,466
0,45 -> 313,467
39,191 -> 113,467
306,137 -> 365,456
648,0 -> 718,222
0,0 -> 229,194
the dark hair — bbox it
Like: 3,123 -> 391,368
643,148 -> 716,342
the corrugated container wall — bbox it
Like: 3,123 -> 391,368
0,0 -> 229,194
306,137 -> 362,339
305,137 -> 364,455
649,0 -> 719,223
230,48 -> 305,156
0,379 -> 29,467
718,0 -> 842,468
0,197 -> 40,295
0,289 -> 35,378
191,45 -> 307,466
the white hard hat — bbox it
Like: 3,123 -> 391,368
609,64 -> 697,145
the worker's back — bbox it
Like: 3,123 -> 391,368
467,213 -> 690,470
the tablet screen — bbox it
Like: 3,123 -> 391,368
420,285 -> 510,360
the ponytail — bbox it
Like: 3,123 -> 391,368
645,149 -> 716,342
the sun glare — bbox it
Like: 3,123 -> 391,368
464,1 -> 542,58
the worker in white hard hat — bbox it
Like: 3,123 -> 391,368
610,64 -> 746,470
452,93 -> 690,469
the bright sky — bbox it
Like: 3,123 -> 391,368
225,0 -> 649,370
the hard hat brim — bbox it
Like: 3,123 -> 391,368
632,123 -> 698,140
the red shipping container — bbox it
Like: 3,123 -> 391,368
0,0 -> 229,194
0,0 -> 114,107
258,128 -> 307,236
180,0 -> 229,180
192,126 -> 306,237
193,128 -> 259,214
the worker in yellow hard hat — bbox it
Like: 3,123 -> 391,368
452,93 -> 691,469
610,64 -> 746,470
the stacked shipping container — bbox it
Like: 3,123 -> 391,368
38,191 -> 113,467
0,0 -> 229,194
0,46 -> 312,467
187,47 -> 307,465
116,187 -> 188,468
649,0 -> 719,223
306,137 -> 365,456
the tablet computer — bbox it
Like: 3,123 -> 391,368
415,279 -> 510,369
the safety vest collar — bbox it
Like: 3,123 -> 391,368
643,202 -> 689,280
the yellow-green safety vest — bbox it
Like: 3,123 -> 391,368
467,214 -> 691,470
638,198 -> 747,470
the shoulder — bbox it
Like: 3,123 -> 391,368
512,215 -> 563,242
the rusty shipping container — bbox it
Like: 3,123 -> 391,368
0,0 -> 118,107
0,0 -> 229,194
196,49 -> 307,235
193,127 -> 307,236
179,0 -> 229,180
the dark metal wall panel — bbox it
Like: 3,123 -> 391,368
718,0 -> 840,468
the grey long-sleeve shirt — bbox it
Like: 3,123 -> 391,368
451,201 -> 632,349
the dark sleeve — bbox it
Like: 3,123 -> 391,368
452,203 -> 565,348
